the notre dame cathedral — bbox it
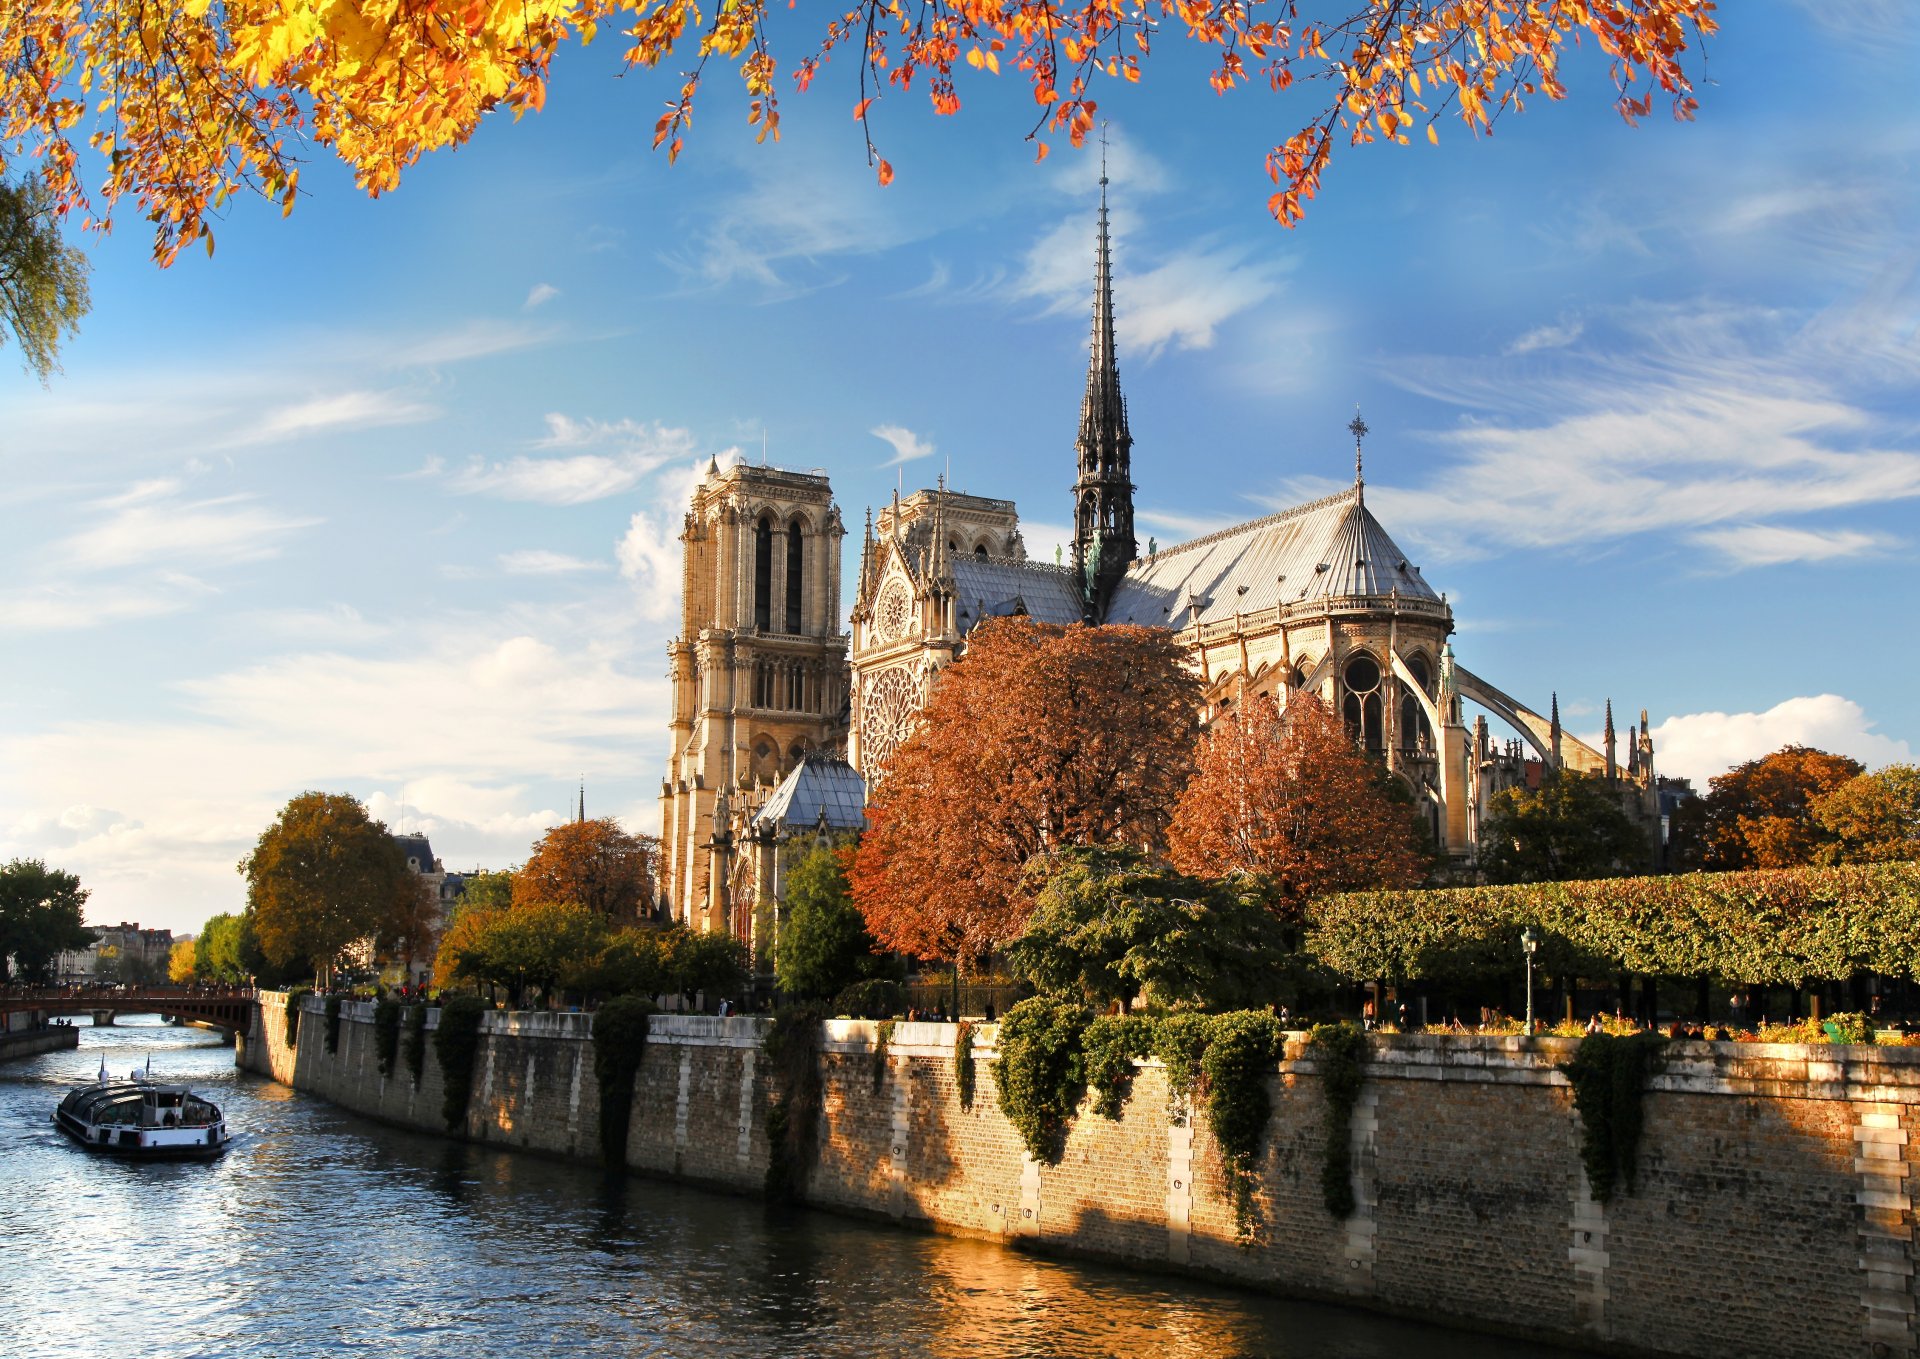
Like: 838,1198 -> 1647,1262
658,176 -> 1669,945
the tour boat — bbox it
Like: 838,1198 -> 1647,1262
53,1058 -> 233,1159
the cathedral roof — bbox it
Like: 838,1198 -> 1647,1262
750,754 -> 868,835
1106,487 -> 1441,629
950,556 -> 1085,630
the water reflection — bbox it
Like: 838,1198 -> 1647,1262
0,1017 -> 1573,1359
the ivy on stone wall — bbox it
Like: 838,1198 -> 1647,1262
1309,1022 -> 1369,1220
433,994 -> 487,1133
1152,1012 -> 1212,1125
284,988 -> 311,1047
1560,1032 -> 1667,1204
871,1019 -> 896,1094
994,997 -> 1091,1163
404,1003 -> 428,1088
954,1020 -> 976,1111
373,998 -> 402,1077
764,1004 -> 826,1201
1083,1015 -> 1153,1120
593,996 -> 655,1166
323,994 -> 343,1054
1202,1012 -> 1287,1235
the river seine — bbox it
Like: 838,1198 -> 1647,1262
3,1018 -> 1574,1358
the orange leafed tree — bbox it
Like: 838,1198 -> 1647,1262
848,617 -> 1200,975
1676,745 -> 1867,871
514,817 -> 659,921
1167,691 -> 1426,914
0,0 -> 1717,269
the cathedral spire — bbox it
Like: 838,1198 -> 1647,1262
1348,407 -> 1368,509
1071,131 -> 1136,622
1549,692 -> 1563,772
1604,698 -> 1618,784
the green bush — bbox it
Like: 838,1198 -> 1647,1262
593,996 -> 655,1165
283,987 -> 311,1047
870,1019 -> 896,1093
1082,1014 -> 1154,1120
955,1020 -> 976,1111
831,978 -> 904,1020
1152,1012 -> 1214,1114
372,998 -> 402,1077
1822,1011 -> 1877,1044
763,1004 -> 826,1200
1560,1031 -> 1666,1204
404,1003 -> 428,1087
433,994 -> 488,1133
323,993 -> 343,1054
993,996 -> 1091,1163
1309,1022 -> 1369,1219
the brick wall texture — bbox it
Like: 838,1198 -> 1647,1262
242,999 -> 1920,1359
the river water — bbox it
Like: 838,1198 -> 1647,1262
2,1018 -> 1573,1359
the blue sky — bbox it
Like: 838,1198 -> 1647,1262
2,1 -> 1915,934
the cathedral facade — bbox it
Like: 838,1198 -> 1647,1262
660,179 -> 1667,942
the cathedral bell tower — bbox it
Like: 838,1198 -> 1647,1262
1071,158 -> 1137,622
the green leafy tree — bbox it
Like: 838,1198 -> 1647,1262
193,912 -> 248,983
775,843 -> 878,1001
664,927 -> 751,1007
1010,847 -> 1290,1011
238,791 -> 420,983
1814,765 -> 1920,865
579,928 -> 673,999
0,858 -> 95,982
451,869 -> 515,925
0,177 -> 90,382
1478,771 -> 1650,884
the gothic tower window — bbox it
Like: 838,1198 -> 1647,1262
1343,652 -> 1384,754
753,515 -> 773,631
1401,652 -> 1435,753
786,515 -> 804,633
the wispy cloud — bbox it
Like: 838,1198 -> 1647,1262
60,487 -> 320,572
222,390 -> 437,447
872,424 -> 936,468
499,549 -> 608,576
1505,317 -> 1584,355
1691,524 -> 1898,568
449,418 -> 700,504
524,283 -> 560,310
0,585 -> 189,632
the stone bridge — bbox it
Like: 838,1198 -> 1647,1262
0,986 -> 255,1034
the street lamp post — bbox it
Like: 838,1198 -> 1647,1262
1521,926 -> 1540,1036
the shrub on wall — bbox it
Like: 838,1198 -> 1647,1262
1082,1014 -> 1153,1120
372,998 -> 402,1077
832,977 -> 905,1020
404,1003 -> 428,1088
1309,1021 -> 1369,1219
283,987 -> 312,1047
763,1004 -> 826,1201
994,996 -> 1091,1164
870,1019 -> 896,1094
1560,1032 -> 1666,1204
1201,1011 -> 1286,1234
323,993 -> 343,1054
1152,1012 -> 1213,1123
433,994 -> 488,1133
592,996 -> 655,1166
954,1020 -> 976,1111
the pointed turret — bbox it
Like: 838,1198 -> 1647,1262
1638,708 -> 1655,783
1071,150 -> 1136,622
577,781 -> 585,823
1549,692 -> 1563,772
1604,699 -> 1618,784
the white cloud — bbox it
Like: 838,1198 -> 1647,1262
499,549 -> 608,576
1691,524 -> 1898,568
0,585 -> 188,632
524,283 -> 560,309
872,424 -> 935,468
59,489 -> 320,573
447,418 -> 702,504
617,511 -> 680,622
1652,695 -> 1914,788
1505,318 -> 1584,355
223,389 -> 437,447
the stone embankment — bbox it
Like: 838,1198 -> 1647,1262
0,1022 -> 79,1061
242,994 -> 1920,1359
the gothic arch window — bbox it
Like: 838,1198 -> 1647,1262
753,515 -> 773,631
1343,651 -> 1384,754
786,515 -> 804,633
974,543 -> 989,558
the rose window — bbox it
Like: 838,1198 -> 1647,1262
861,669 -> 922,769
875,580 -> 913,641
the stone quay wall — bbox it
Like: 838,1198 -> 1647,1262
242,993 -> 1920,1359
0,1022 -> 79,1061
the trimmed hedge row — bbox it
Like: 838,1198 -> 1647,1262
1308,861 -> 1920,986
